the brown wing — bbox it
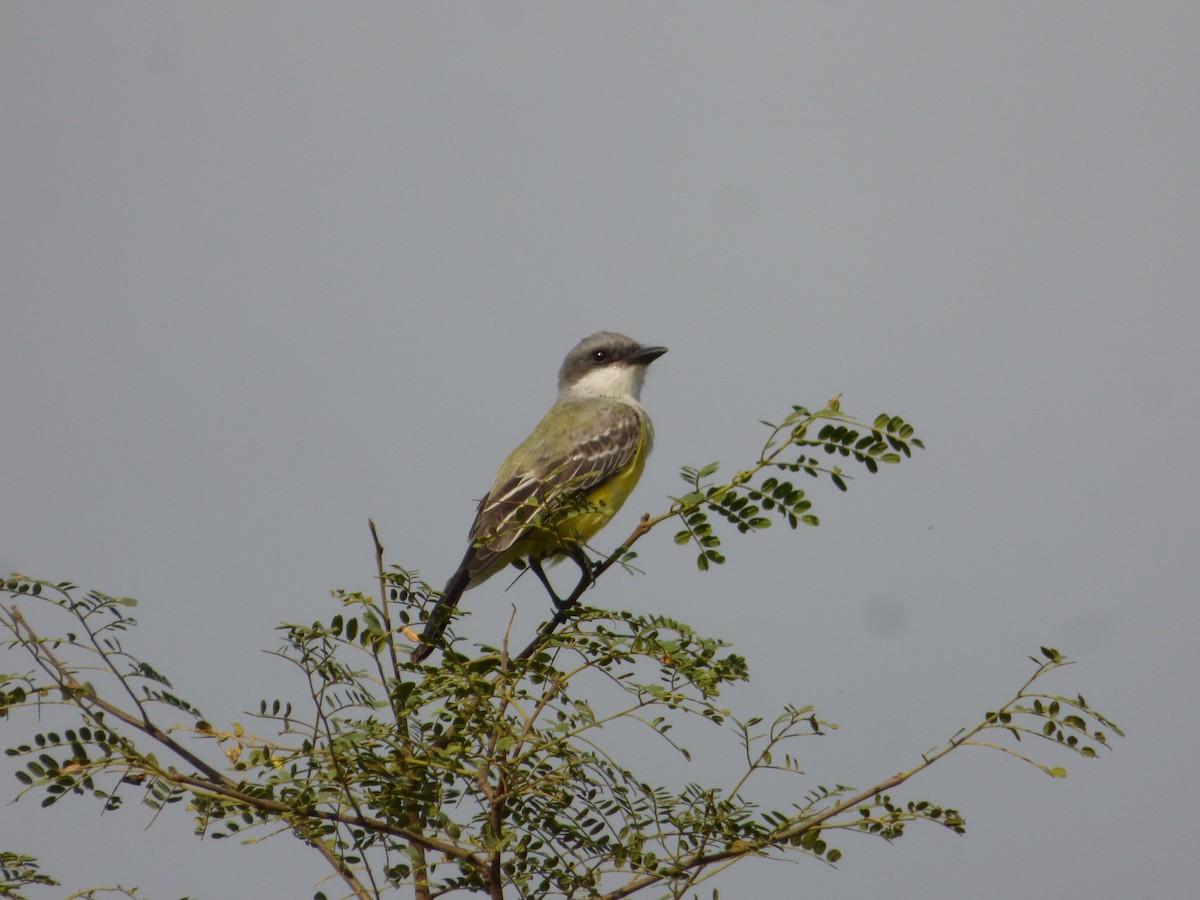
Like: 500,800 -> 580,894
459,400 -> 643,581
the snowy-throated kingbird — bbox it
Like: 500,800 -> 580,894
411,332 -> 666,661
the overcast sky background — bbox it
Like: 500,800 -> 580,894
3,4 -> 1198,898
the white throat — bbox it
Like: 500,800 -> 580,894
561,364 -> 647,404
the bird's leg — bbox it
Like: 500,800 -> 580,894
563,544 -> 595,607
529,558 -> 566,609
531,545 -> 597,613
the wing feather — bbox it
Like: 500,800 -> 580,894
458,400 -> 643,580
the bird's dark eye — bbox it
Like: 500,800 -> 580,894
591,349 -> 608,363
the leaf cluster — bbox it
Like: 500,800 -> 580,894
2,577 -> 1121,900
1,851 -> 58,900
673,400 -> 923,571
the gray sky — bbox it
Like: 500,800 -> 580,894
3,4 -> 1197,898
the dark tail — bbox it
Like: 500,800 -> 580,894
410,565 -> 472,662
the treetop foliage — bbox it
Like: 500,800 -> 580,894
1,398 -> 1120,900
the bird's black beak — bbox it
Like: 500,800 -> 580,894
629,345 -> 668,366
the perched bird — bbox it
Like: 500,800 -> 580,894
412,332 -> 667,662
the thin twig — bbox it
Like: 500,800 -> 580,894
600,660 -> 1068,900
369,519 -> 404,687
367,522 -> 436,900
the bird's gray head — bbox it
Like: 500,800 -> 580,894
556,332 -> 668,400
